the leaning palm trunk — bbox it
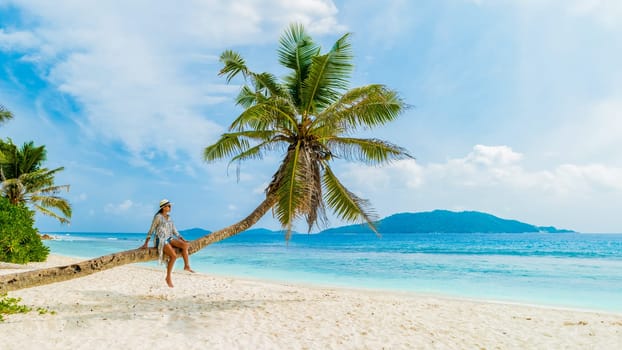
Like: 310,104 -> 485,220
0,196 -> 277,293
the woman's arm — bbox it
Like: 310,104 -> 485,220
141,215 -> 160,248
172,221 -> 184,240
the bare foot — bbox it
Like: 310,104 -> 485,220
184,267 -> 195,273
166,277 -> 174,288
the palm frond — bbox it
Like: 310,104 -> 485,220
226,138 -> 287,181
0,140 -> 18,179
31,195 -> 72,217
235,73 -> 285,108
218,50 -> 250,83
301,33 -> 353,115
20,168 -> 63,193
229,97 -> 298,133
252,72 -> 284,98
0,140 -> 48,179
314,84 -> 405,134
228,138 -> 281,163
32,203 -> 70,224
277,23 -> 321,105
325,137 -> 413,164
0,105 -> 14,124
322,165 -> 378,235
0,140 -> 71,224
277,23 -> 319,72
2,174 -> 72,224
235,85 -> 261,108
31,184 -> 71,195
18,142 -> 47,174
0,139 -> 14,169
203,133 -> 251,163
232,129 -> 280,142
204,129 -> 288,163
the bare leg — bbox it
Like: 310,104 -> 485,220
163,243 -> 177,287
171,239 -> 194,272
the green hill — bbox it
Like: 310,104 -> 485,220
179,227 -> 298,239
320,210 -> 573,234
179,227 -> 211,240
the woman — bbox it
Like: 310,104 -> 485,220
141,199 -> 194,288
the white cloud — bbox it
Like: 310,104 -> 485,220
104,199 -> 134,214
1,0 -> 344,169
549,95 -> 622,165
566,0 -> 622,29
340,0 -> 412,47
421,145 -> 621,194
4,1 -> 619,234
465,145 -> 523,166
253,183 -> 269,195
275,0 -> 343,34
74,193 -> 88,202
552,164 -> 622,193
487,0 -> 622,171
338,145 -> 622,231
0,29 -> 40,50
466,0 -> 622,29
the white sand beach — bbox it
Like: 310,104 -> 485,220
1,255 -> 621,349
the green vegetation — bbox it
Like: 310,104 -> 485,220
0,292 -> 55,322
0,196 -> 49,263
205,23 -> 411,238
0,104 -> 55,264
0,105 -> 13,125
321,210 -> 573,234
0,293 -> 31,321
0,139 -> 71,224
0,24 -> 410,292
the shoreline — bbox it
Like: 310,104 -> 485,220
1,254 -> 621,348
6,253 -> 622,317
206,270 -> 622,317
41,231 -> 622,316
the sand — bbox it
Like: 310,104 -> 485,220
1,255 -> 621,349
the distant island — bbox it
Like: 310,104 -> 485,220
179,227 -> 212,236
181,210 -> 573,237
319,210 -> 573,234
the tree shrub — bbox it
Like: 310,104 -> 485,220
0,196 -> 49,263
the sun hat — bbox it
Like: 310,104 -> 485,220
159,199 -> 172,208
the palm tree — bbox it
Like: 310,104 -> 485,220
0,104 -> 13,125
0,24 -> 411,292
0,140 -> 72,224
203,23 -> 411,238
0,105 -> 14,164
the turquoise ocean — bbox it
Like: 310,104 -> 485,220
44,231 -> 622,314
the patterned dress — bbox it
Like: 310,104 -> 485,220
145,213 -> 181,264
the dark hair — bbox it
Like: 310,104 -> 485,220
154,208 -> 164,218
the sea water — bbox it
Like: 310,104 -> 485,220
44,231 -> 622,313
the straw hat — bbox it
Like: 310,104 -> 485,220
159,199 -> 172,208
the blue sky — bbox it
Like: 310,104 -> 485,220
1,0 -> 621,234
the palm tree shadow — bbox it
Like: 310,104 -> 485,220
50,289 -> 306,327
